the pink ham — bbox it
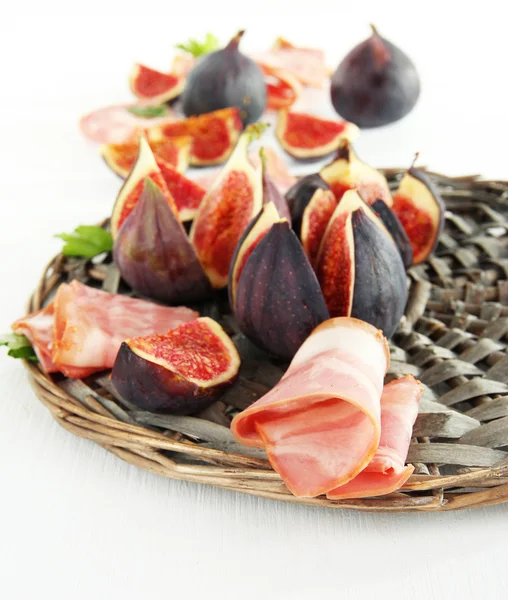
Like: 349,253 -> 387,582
252,47 -> 328,88
12,304 -> 58,373
52,281 -> 198,374
231,318 -> 390,497
326,375 -> 422,499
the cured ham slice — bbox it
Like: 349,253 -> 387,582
326,375 -> 422,500
231,317 -> 390,497
52,281 -> 198,372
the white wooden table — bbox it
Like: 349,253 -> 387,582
2,2 -> 508,598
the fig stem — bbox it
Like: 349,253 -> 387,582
410,152 -> 420,169
259,147 -> 267,171
370,23 -> 379,36
227,30 -> 245,49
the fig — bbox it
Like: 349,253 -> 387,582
391,167 -> 445,264
129,63 -> 185,105
315,190 -> 407,338
228,201 -> 281,310
300,188 -> 338,268
371,198 -> 413,268
156,160 -> 206,222
260,148 -> 291,222
152,108 -> 243,167
330,25 -> 421,128
276,110 -> 359,160
102,135 -> 190,178
189,124 -> 265,288
285,173 -> 330,236
235,220 -> 329,360
114,178 -> 212,304
320,139 -> 392,206
182,31 -> 266,126
261,65 -> 302,110
111,317 -> 240,414
110,137 -> 178,239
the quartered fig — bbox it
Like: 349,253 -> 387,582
151,108 -> 243,167
331,25 -> 421,128
276,110 -> 359,160
391,167 -> 445,264
320,139 -> 392,206
129,63 -> 185,105
156,160 -> 206,222
315,190 -> 407,338
301,188 -> 338,267
228,202 -> 281,310
285,173 -> 330,236
189,124 -> 265,288
371,199 -> 413,268
113,178 -> 212,304
182,31 -> 267,125
261,65 -> 302,110
235,220 -> 329,360
111,317 -> 240,414
260,148 -> 291,221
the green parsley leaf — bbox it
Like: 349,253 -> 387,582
127,105 -> 170,118
55,225 -> 113,259
0,333 -> 38,362
176,32 -> 220,58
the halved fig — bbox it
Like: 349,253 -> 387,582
285,173 -> 330,236
111,317 -> 240,414
152,107 -> 243,167
114,178 -> 212,303
110,137 -> 178,239
260,148 -> 291,221
235,220 -> 329,360
371,199 -> 413,268
189,124 -> 265,288
261,65 -> 302,110
391,168 -> 445,264
276,110 -> 359,160
301,188 -> 338,267
129,63 -> 185,105
228,202 -> 281,310
102,135 -> 190,178
320,139 -> 392,206
315,190 -> 407,338
157,160 -> 206,222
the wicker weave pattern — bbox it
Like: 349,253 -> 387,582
23,170 -> 508,512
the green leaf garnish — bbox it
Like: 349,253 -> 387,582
176,33 -> 220,58
55,225 -> 113,259
0,333 -> 38,362
127,105 -> 170,118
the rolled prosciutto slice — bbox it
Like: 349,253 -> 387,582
326,375 -> 422,500
231,317 -> 390,497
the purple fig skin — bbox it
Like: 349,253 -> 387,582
181,31 -> 266,126
262,168 -> 291,222
285,173 -> 330,236
351,209 -> 407,338
114,178 -> 212,304
112,343 -> 223,414
407,167 -> 446,250
371,199 -> 413,268
331,26 -> 420,128
234,221 -> 330,360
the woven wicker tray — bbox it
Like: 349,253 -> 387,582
23,169 -> 508,512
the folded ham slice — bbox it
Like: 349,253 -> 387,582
231,317 -> 390,497
12,304 -> 58,373
326,375 -> 422,500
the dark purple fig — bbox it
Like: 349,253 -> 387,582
284,173 -> 330,236
181,31 -> 267,126
371,198 -> 413,268
331,25 -> 420,128
235,220 -> 329,360
260,148 -> 291,222
114,178 -> 212,304
315,189 -> 407,338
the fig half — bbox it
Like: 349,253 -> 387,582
285,173 -> 330,236
182,31 -> 267,125
235,220 -> 329,360
189,124 -> 265,288
129,63 -> 185,105
113,178 -> 212,304
330,25 -> 421,128
275,110 -> 359,160
111,317 -> 240,414
315,190 -> 407,338
392,167 -> 445,264
320,139 -> 392,206
301,188 -> 338,267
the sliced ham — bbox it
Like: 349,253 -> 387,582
231,317 -> 390,497
326,375 -> 422,500
252,46 -> 328,88
52,281 -> 198,372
